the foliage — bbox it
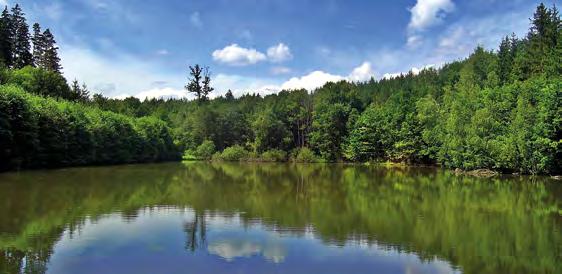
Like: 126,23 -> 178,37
292,147 -> 320,163
213,145 -> 249,161
0,3 -> 559,174
186,140 -> 216,160
260,149 -> 288,162
4,66 -> 72,100
0,85 -> 179,170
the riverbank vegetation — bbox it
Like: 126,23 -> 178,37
0,3 -> 560,174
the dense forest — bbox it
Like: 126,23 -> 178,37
0,3 -> 560,174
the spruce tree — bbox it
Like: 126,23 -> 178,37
0,7 -> 12,67
41,29 -> 62,73
31,22 -> 44,67
10,4 -> 32,68
497,36 -> 512,84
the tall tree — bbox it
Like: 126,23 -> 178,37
186,65 -> 213,103
0,7 -> 12,67
41,29 -> 61,73
202,67 -> 213,101
10,4 -> 32,68
497,35 -> 513,84
186,64 -> 202,101
31,23 -> 44,67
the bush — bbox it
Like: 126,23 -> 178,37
292,147 -> 320,163
184,140 -> 216,161
260,149 -> 287,162
215,145 -> 249,161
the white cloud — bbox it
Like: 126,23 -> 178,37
408,0 -> 455,31
213,73 -> 281,97
271,66 -> 291,75
60,43 -> 185,99
382,64 -> 434,79
190,12 -> 202,28
407,0 -> 455,48
132,87 -> 186,100
212,44 -> 267,66
407,35 -> 423,48
281,71 -> 344,91
348,62 -> 375,82
266,43 -> 293,63
0,1 -> 7,6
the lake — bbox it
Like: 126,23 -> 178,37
0,162 -> 560,274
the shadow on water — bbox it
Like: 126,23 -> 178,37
0,162 -> 560,274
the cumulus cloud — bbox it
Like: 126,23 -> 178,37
407,0 -> 455,48
382,64 -> 434,79
348,62 -> 375,82
408,0 -> 455,31
266,43 -> 293,63
132,87 -> 186,100
281,71 -> 344,91
212,44 -> 267,66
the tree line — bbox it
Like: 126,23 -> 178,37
0,4 -> 61,72
0,3 -> 177,170
0,3 -> 560,174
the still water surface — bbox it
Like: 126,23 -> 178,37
0,162 -> 560,274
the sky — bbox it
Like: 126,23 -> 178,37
6,0 -> 558,99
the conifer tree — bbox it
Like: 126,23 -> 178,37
0,7 -> 12,67
10,4 -> 32,68
31,22 -> 44,67
497,36 -> 512,84
41,29 -> 62,73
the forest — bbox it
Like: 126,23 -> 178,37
0,3 -> 560,174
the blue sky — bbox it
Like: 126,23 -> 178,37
7,0 -> 556,99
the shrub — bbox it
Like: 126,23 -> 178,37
292,147 -> 319,163
260,149 -> 287,162
215,145 -> 249,161
183,140 -> 216,161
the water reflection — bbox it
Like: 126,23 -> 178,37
0,162 -> 560,274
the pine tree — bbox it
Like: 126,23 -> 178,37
497,36 -> 512,85
41,29 -> 61,73
31,23 -> 44,67
0,7 -> 12,67
10,4 -> 32,68
70,79 -> 90,102
525,4 -> 560,76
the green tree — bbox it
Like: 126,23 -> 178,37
0,7 -> 13,67
31,23 -> 44,68
40,29 -> 61,73
10,4 -> 32,69
186,65 -> 213,103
